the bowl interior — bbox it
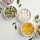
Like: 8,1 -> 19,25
21,22 -> 35,37
2,6 -> 17,19
17,9 -> 31,23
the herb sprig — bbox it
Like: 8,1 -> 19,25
28,36 -> 35,40
12,22 -> 16,25
34,15 -> 40,23
19,4 -> 21,7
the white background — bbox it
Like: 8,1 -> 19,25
0,0 -> 40,40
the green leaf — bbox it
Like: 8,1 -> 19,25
34,19 -> 40,23
34,15 -> 40,23
35,15 -> 39,20
0,7 -> 2,13
19,4 -> 21,7
29,38 -> 32,40
0,7 -> 2,10
15,25 -> 17,30
17,0 -> 19,4
12,22 -> 16,25
35,21 -> 39,23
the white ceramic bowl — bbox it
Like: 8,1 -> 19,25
2,6 -> 17,19
2,0 -> 14,6
35,25 -> 40,37
21,22 -> 35,37
17,9 -> 31,23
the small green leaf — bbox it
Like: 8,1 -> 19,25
12,22 -> 16,25
35,19 -> 39,23
34,15 -> 40,23
19,4 -> 21,7
29,38 -> 32,40
15,25 -> 17,30
17,0 -> 19,4
35,15 -> 39,20
35,21 -> 39,23
0,7 -> 3,13
34,19 -> 40,23
0,7 -> 2,10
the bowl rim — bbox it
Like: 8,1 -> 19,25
21,22 -> 35,37
2,6 -> 17,19
2,0 -> 14,6
34,25 -> 40,37
17,8 -> 31,23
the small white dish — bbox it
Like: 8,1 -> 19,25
17,9 -> 31,23
2,6 -> 17,19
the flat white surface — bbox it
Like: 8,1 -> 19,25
0,0 -> 40,40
